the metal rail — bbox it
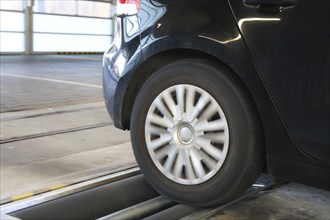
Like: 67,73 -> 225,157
0,122 -> 112,144
98,196 -> 177,220
1,172 -> 278,220
0,167 -> 140,214
1,104 -> 105,122
180,174 -> 277,220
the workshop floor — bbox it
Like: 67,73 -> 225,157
0,55 -> 135,202
0,55 -> 329,219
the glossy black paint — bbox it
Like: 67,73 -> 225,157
230,0 -> 330,165
103,15 -> 142,124
103,0 -> 330,190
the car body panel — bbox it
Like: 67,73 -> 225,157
229,0 -> 330,165
103,15 -> 142,127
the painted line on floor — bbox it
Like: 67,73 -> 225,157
11,192 -> 34,202
1,73 -> 102,89
57,52 -> 100,55
8,183 -> 67,203
50,184 -> 68,191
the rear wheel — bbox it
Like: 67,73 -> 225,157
131,59 -> 264,207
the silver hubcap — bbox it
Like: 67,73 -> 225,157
178,125 -> 194,144
145,84 -> 229,185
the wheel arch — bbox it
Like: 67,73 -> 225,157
121,48 -> 263,130
121,49 -> 219,129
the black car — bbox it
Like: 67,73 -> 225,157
103,0 -> 329,207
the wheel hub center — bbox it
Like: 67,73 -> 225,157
178,125 -> 194,144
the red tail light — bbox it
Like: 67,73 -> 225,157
117,0 -> 141,16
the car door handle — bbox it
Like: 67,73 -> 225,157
244,0 -> 297,7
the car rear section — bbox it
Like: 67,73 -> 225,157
103,0 -> 330,206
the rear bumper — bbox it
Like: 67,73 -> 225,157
102,16 -> 142,129
102,63 -> 117,121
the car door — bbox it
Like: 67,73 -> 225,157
228,0 -> 329,164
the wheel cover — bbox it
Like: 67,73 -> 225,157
145,84 -> 229,185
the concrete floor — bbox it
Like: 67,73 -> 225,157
0,55 -> 103,112
211,183 -> 330,220
0,55 -> 329,219
0,55 -> 136,202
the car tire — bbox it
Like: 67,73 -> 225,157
130,58 -> 264,207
